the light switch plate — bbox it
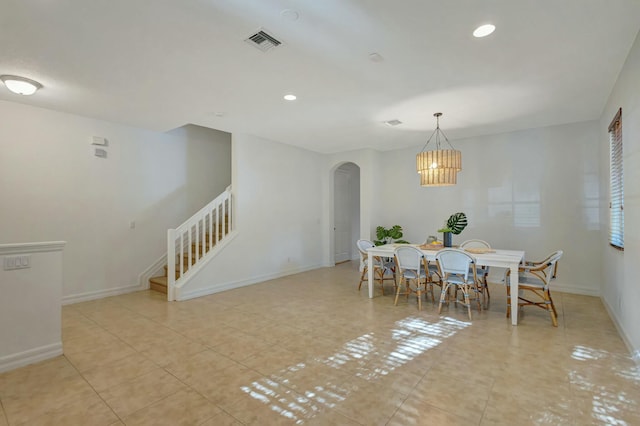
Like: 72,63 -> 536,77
3,255 -> 31,270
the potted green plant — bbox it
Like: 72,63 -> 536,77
374,225 -> 410,246
437,212 -> 468,247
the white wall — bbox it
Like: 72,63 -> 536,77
167,124 -> 232,214
178,133 -> 325,299
0,242 -> 65,372
368,121 -> 602,295
599,30 -> 640,360
0,101 -> 231,302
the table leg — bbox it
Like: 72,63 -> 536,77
368,255 -> 374,298
510,264 -> 519,325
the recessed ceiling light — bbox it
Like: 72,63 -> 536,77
384,119 -> 403,126
0,75 -> 42,95
284,94 -> 297,101
473,24 -> 496,38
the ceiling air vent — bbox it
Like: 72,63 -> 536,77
245,29 -> 282,52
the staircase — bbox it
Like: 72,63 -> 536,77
148,187 -> 233,300
149,227 -> 226,293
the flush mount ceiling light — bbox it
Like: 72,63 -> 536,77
280,9 -> 299,21
369,52 -> 384,63
284,94 -> 297,101
0,75 -> 42,95
473,24 -> 496,38
416,112 -> 462,187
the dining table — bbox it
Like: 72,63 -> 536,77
366,244 -> 526,325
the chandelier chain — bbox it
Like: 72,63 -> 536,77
418,112 -> 456,153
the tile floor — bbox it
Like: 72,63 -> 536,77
1,261 -> 639,425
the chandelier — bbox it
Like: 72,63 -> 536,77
416,112 -> 461,186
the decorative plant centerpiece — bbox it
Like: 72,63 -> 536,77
437,212 -> 468,247
374,225 -> 410,246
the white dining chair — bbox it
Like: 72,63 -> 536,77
435,248 -> 482,320
357,239 -> 395,295
459,239 -> 491,302
393,245 -> 434,310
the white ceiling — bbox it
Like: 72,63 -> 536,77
1,0 -> 639,153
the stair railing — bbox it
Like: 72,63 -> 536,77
167,186 -> 233,300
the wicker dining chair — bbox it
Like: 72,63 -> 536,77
435,248 -> 482,320
357,239 -> 396,295
459,239 -> 492,301
393,245 -> 436,310
506,250 -> 563,326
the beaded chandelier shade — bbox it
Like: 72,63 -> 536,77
416,113 -> 461,186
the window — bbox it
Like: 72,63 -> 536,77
609,108 -> 624,250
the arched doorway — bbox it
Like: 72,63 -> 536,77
334,162 -> 360,264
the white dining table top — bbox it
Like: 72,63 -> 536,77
367,244 -> 525,266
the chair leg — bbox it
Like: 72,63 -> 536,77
548,290 -> 558,317
405,279 -> 410,300
358,266 -> 368,291
506,284 -> 511,318
544,290 -> 558,327
462,285 -> 472,320
438,283 -> 450,314
426,280 -> 434,303
484,275 -> 490,299
417,283 -> 422,311
394,277 -> 404,306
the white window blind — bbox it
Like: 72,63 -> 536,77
609,108 -> 624,250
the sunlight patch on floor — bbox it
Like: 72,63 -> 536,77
569,345 -> 640,426
239,315 -> 469,423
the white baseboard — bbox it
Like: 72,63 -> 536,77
0,342 -> 63,373
487,270 -> 599,297
551,283 -> 600,297
138,253 -> 168,289
487,279 -> 600,297
601,296 -> 640,364
177,263 -> 324,301
62,283 -> 144,305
